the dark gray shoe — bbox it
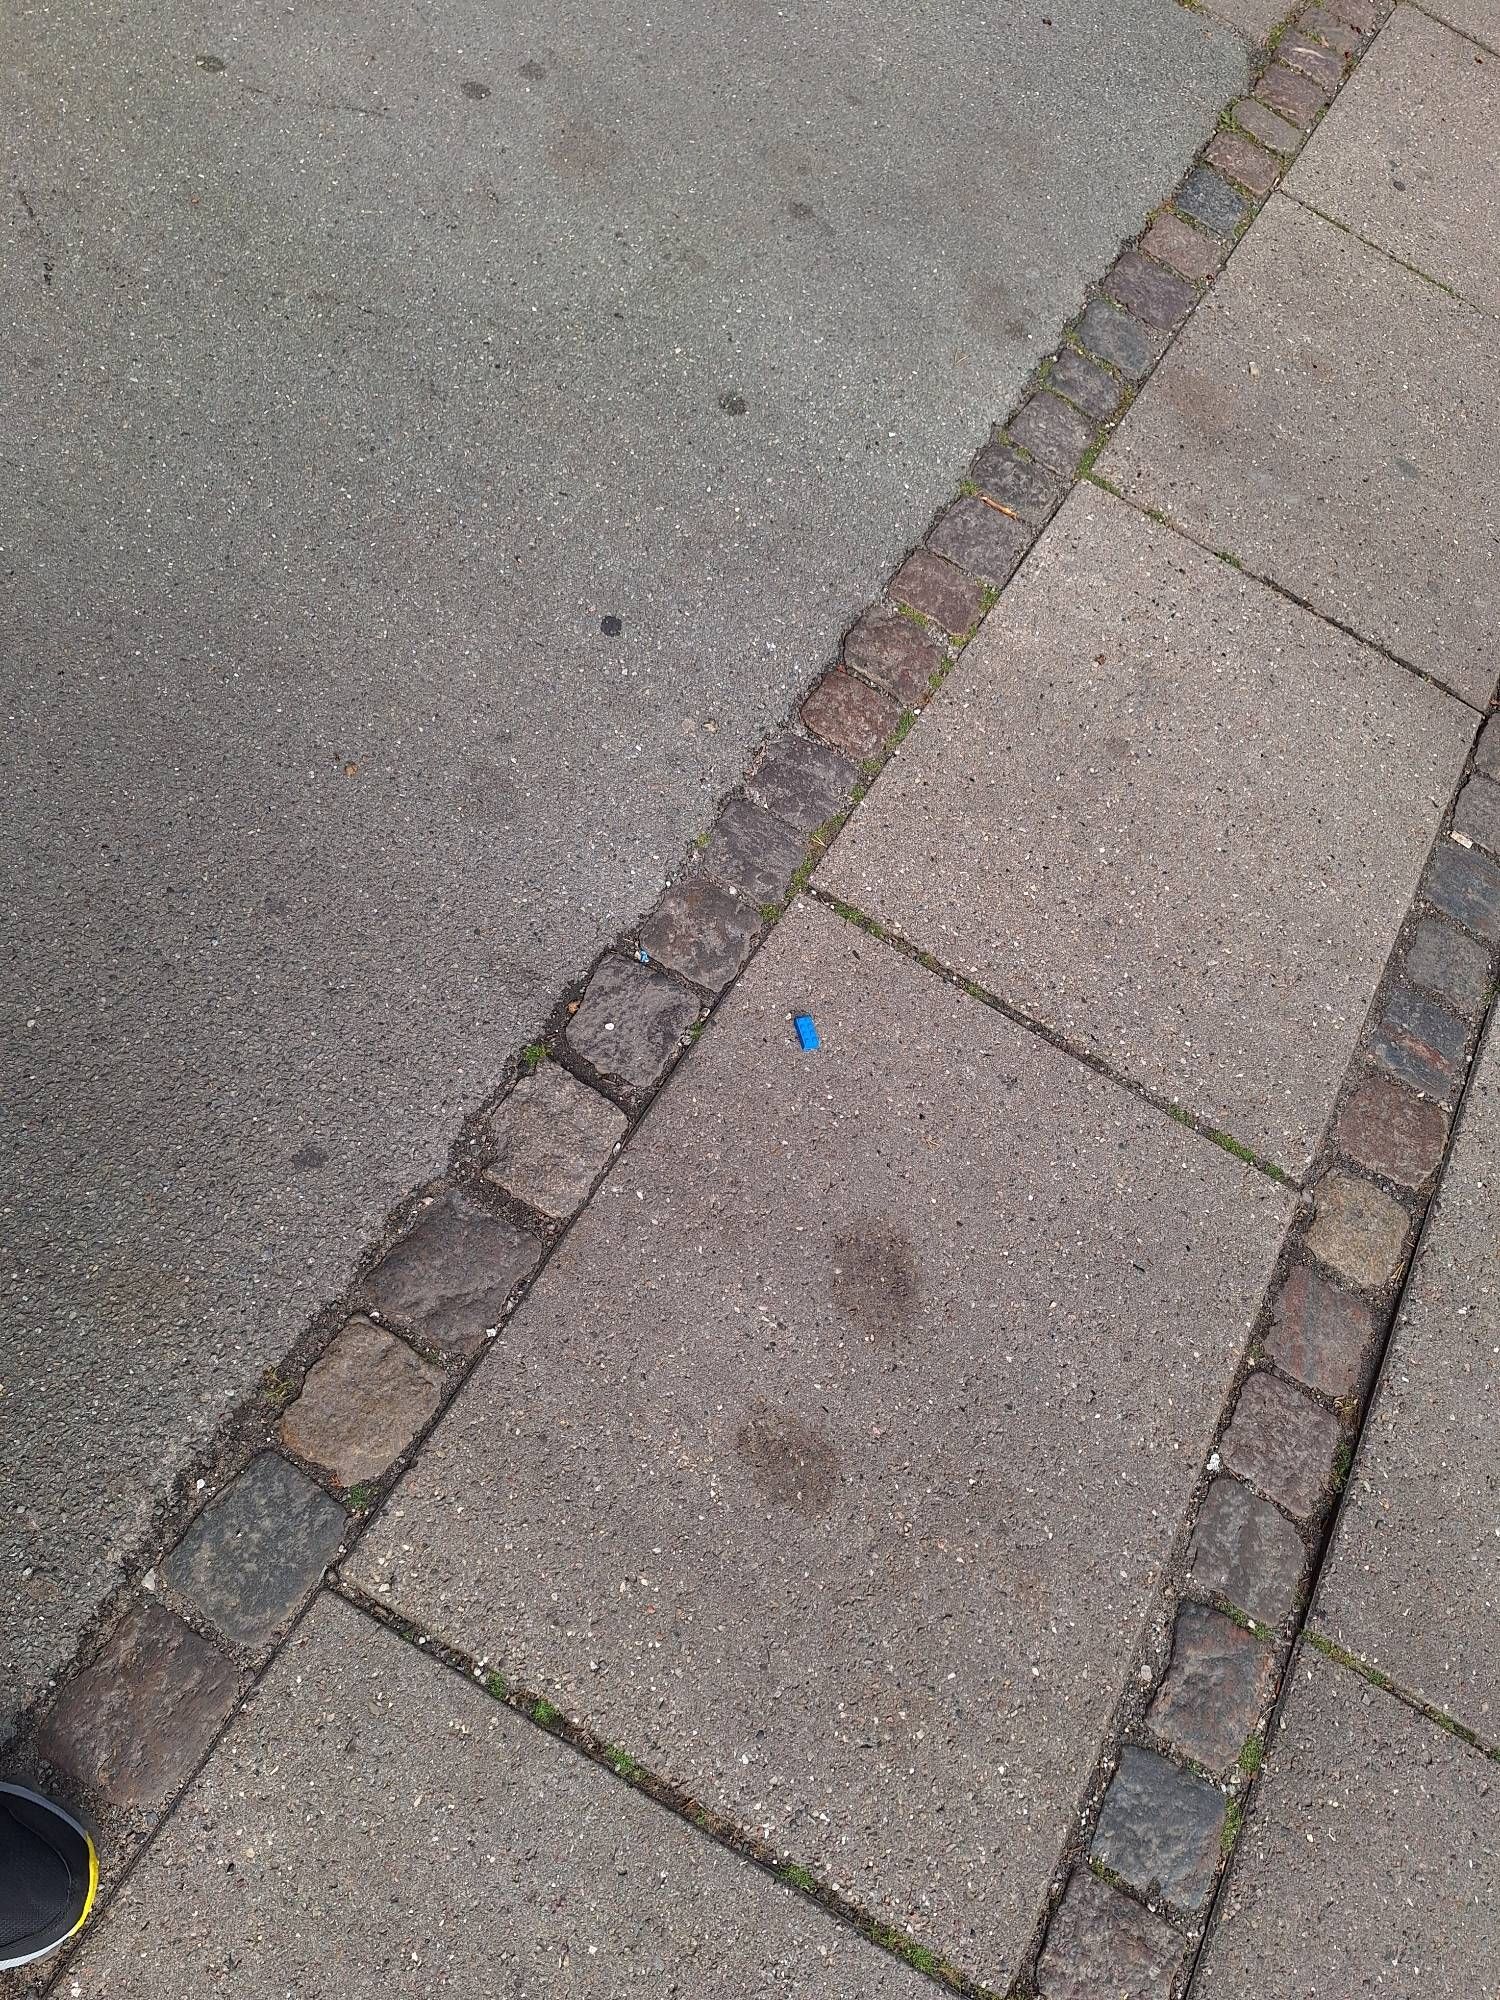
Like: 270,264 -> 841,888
0,1783 -> 98,1969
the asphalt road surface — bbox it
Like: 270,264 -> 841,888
1,0 -> 1244,1735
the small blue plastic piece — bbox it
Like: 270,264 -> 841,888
794,1013 -> 820,1051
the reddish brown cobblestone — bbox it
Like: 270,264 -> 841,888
1048,347 -> 1123,421
844,601 -> 945,704
1264,1263 -> 1379,1403
1206,131 -> 1280,197
1148,1601 -> 1276,1771
37,1604 -> 239,1809
888,551 -> 985,635
800,671 -> 901,761
1104,248 -> 1197,328
1233,97 -> 1303,154
1258,62 -> 1331,126
1007,390 -> 1096,471
1142,211 -> 1224,282
1334,1072 -> 1450,1190
970,435 -> 1066,522
926,495 -> 1034,586
1036,1868 -> 1186,1998
1303,1171 -> 1411,1291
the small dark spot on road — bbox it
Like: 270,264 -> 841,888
832,1220 -> 920,1347
600,614 -> 624,636
718,391 -> 748,416
787,199 -> 816,220
264,893 -> 289,916
735,1406 -> 840,1517
518,59 -> 547,81
1394,456 -> 1419,478
289,1144 -> 328,1170
196,53 -> 226,72
461,79 -> 491,100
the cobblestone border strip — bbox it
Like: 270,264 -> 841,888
1028,800 -> 1500,1995
2,2 -> 1427,1992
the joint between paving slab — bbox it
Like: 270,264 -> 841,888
1083,474 -> 1490,715
1281,189 -> 1481,313
1301,1631 -> 1500,1762
327,1576 -> 1007,2000
806,883 -> 1301,1188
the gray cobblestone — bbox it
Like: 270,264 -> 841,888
566,955 -> 702,1092
1091,1745 -> 1226,1909
485,1063 -> 626,1221
163,1453 -> 346,1646
1188,1476 -> 1307,1625
358,1195 -> 541,1355
1220,1372 -> 1342,1521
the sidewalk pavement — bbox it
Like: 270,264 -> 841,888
16,4 -> 1500,1996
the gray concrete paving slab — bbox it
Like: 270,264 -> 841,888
1312,1015 -> 1500,1744
1097,193 -> 1500,707
0,0 -> 1249,1742
1287,5 -> 1500,314
349,901 -> 1291,1986
60,1592 -> 937,1999
1423,0 -> 1500,51
1195,1643 -> 1500,1995
816,486 -> 1471,1176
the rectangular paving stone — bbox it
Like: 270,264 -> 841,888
1455,774 -> 1500,857
1288,6 -> 1500,314
844,601 -> 946,705
1233,96 -> 1303,153
1314,1018 -> 1500,1740
1404,914 -> 1495,1019
350,902 -> 1290,1988
61,1595 -> 936,2000
1257,61 -> 1331,126
1188,1476 -> 1308,1626
1036,1866 -> 1186,1999
1174,163 -> 1248,235
1148,1600 -> 1276,1772
888,550 -> 986,635
1333,1069 -> 1450,1189
1205,129 -> 1279,195
926,493 -> 1034,585
279,1318 -> 443,1486
36,1603 -> 239,1811
565,953 -> 702,1092
1007,389 -> 1097,471
1076,296 -> 1166,378
1423,0 -> 1500,49
1099,194 -> 1500,707
1368,984 -> 1469,1101
1104,247 -> 1198,327
1424,839 -> 1500,942
744,731 -> 857,837
1218,1370 -> 1341,1521
701,796 -> 806,906
799,669 -> 901,761
162,1452 -> 346,1647
1302,1169 -> 1411,1290
484,1061 -> 627,1222
969,434 -> 1066,523
1091,1744 -> 1226,1910
1263,1261 -> 1380,1402
638,871 -> 762,991
1142,210 -> 1225,283
357,1192 -> 542,1355
817,486 -> 1471,1175
1047,346 -> 1123,421
1197,1644 -> 1500,1997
